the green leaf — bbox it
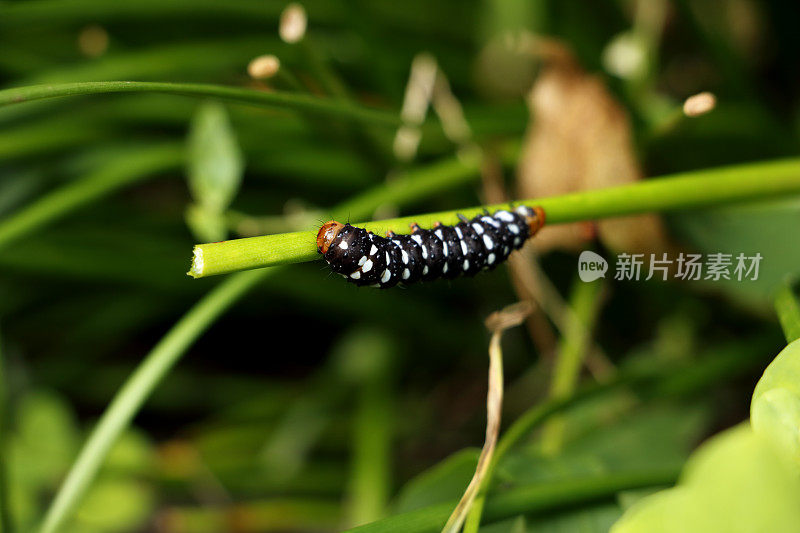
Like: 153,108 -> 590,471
186,101 -> 244,214
611,424 -> 800,533
394,449 -> 480,514
500,403 -> 708,485
751,338 -> 800,468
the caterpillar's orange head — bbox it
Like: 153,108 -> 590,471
317,221 -> 345,254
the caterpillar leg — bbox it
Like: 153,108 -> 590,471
386,229 -> 396,238
457,213 -> 469,223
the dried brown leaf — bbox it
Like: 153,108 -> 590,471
516,42 -> 671,254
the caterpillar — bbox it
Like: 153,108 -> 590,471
316,205 -> 545,288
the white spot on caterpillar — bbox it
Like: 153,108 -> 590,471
514,237 -> 521,246
401,249 -> 409,264
411,234 -> 423,246
482,235 -> 493,250
380,269 -> 391,283
369,244 -> 378,255
455,227 -> 463,239
495,211 -> 515,222
442,242 -> 448,256
402,268 -> 410,280
421,245 -> 428,259
422,265 -> 429,275
508,223 -> 520,234
362,259 -> 374,272
358,255 -> 367,266
472,223 -> 484,234
482,216 -> 501,228
350,271 -> 361,279
338,240 -> 348,250
443,263 -> 449,273
460,240 -> 468,255
435,229 -> 444,240
385,252 -> 391,264
463,259 -> 469,270
504,247 -> 510,255
487,253 -> 496,264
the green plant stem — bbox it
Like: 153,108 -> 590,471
0,81 -> 400,126
539,277 -> 605,456
343,468 -> 678,533
774,282 -> 800,343
38,269 -> 270,533
348,362 -> 392,526
0,144 -> 183,251
190,157 -> 800,277
190,149 -> 494,276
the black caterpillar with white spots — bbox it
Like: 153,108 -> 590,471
316,205 -> 545,288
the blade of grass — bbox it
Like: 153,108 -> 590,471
539,277 -> 605,456
346,334 -> 394,527
190,157 -> 800,277
0,144 -> 184,252
0,81 -> 400,126
0,0 -> 333,25
774,282 -> 800,343
0,330 -> 13,533
38,268 -> 269,533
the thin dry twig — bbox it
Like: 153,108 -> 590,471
393,53 -> 438,161
441,302 -> 532,533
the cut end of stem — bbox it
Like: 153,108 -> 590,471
187,246 -> 204,278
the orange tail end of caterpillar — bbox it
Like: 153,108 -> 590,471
525,206 -> 546,237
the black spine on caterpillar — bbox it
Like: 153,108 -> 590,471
316,206 -> 545,288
